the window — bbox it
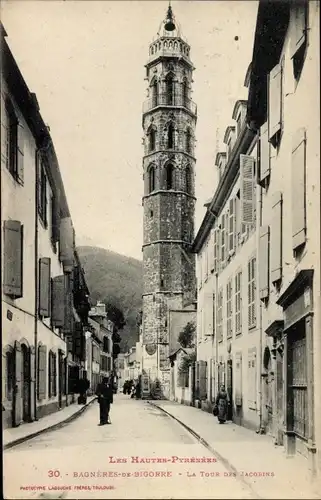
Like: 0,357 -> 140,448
50,196 -> 59,249
240,154 -> 255,231
248,257 -> 256,329
48,350 -> 57,398
148,127 -> 156,152
217,289 -> 223,342
259,226 -> 270,301
271,191 -> 283,283
148,166 -> 155,193
185,128 -> 192,154
152,79 -> 158,107
2,100 -> 24,184
165,74 -> 174,105
226,279 -> 233,339
185,166 -> 192,193
291,128 -> 307,251
268,59 -> 283,148
38,164 -> 48,226
167,122 -> 174,149
235,271 -> 242,335
5,349 -> 14,401
39,257 -> 51,317
235,352 -> 242,406
220,214 -> 226,266
182,78 -> 188,106
165,163 -> 174,190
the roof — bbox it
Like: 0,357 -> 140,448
246,0 -> 290,128
169,346 -> 194,360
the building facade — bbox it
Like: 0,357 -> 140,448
247,0 -> 320,474
1,25 -> 90,429
141,5 -> 197,398
88,302 -> 113,388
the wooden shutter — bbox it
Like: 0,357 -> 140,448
199,360 -> 207,400
271,191 -> 283,283
51,197 -> 60,243
64,274 -> 74,334
30,346 -> 35,419
51,275 -> 65,327
240,155 -> 255,225
259,121 -> 270,185
290,1 -> 307,59
291,128 -> 306,250
228,198 -> 235,254
268,62 -> 283,147
75,322 -> 84,358
38,345 -> 47,400
212,293 -> 216,337
221,214 -> 226,265
259,225 -> 270,300
3,220 -> 23,298
210,229 -> 215,272
59,217 -> 74,270
39,257 -> 51,317
14,340 -> 22,426
235,352 -> 242,406
16,122 -> 24,185
213,228 -> 218,273
204,293 -> 214,336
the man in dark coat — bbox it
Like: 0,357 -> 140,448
95,376 -> 113,425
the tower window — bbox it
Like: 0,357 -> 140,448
160,279 -> 164,288
182,78 -> 188,106
148,127 -> 156,152
165,163 -> 174,190
167,122 -> 174,149
148,166 -> 155,193
166,74 -> 174,105
185,128 -> 192,154
150,210 -> 154,218
185,166 -> 192,193
152,80 -> 158,107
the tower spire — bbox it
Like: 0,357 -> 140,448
164,1 -> 176,31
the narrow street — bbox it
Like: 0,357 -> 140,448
4,395 -> 254,500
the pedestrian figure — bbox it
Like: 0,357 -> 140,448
215,385 -> 229,424
78,376 -> 90,405
96,376 -> 113,425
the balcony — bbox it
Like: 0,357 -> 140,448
143,93 -> 197,116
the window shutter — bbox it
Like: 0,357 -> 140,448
210,229 -> 215,272
259,225 -> 270,300
268,62 -> 283,147
204,293 -> 214,336
3,220 -> 23,298
259,121 -> 270,184
14,341 -> 22,425
51,275 -> 65,327
64,274 -> 74,335
195,361 -> 200,399
290,2 -> 307,59
235,352 -> 242,406
16,122 -> 24,185
271,191 -> 283,282
59,217 -> 74,271
228,198 -> 235,254
39,257 -> 51,317
221,214 -> 226,265
240,155 -> 255,225
38,345 -> 47,400
291,128 -> 306,250
213,228 -> 218,273
51,197 -> 60,244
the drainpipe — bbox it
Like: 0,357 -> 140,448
214,271 -> 219,400
257,182 -> 264,433
34,138 -> 51,422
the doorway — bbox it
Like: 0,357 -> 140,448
58,350 -> 64,408
226,359 -> 233,420
263,347 -> 273,435
21,344 -> 30,422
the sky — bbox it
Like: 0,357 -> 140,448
1,0 -> 258,261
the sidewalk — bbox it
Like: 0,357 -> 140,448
150,400 -> 321,500
3,396 -> 96,450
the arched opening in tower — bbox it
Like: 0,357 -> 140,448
185,165 -> 192,193
165,74 -> 174,105
152,79 -> 158,107
167,122 -> 174,149
165,163 -> 174,190
185,128 -> 192,154
148,165 -> 155,193
149,127 -> 156,152
182,78 -> 188,107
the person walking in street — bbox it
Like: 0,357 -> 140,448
95,376 -> 113,425
214,385 -> 229,424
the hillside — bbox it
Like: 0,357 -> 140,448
77,246 -> 143,352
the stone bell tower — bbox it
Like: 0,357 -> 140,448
141,3 -> 197,398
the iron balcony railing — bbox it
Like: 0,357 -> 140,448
143,93 -> 197,115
